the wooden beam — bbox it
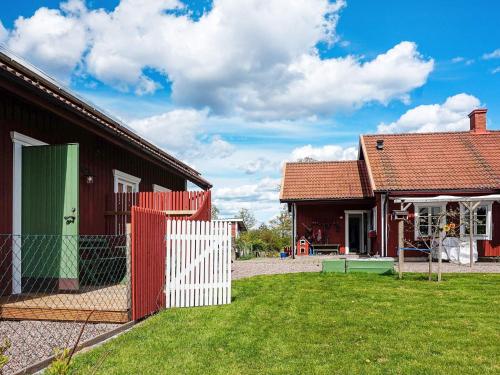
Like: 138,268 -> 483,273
0,307 -> 130,323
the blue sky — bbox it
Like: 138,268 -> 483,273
1,0 -> 499,223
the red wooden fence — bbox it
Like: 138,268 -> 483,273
106,191 -> 211,234
131,206 -> 167,320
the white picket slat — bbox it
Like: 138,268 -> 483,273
165,220 -> 232,308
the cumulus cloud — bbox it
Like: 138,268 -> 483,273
451,56 -> 474,65
213,178 -> 280,218
377,93 -> 481,134
482,49 -> 500,60
6,0 -> 89,82
290,144 -> 357,161
2,0 -> 433,119
241,158 -> 280,175
129,108 -> 234,160
0,21 -> 8,43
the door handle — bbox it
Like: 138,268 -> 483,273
64,208 -> 77,224
64,215 -> 76,224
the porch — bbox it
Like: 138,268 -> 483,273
0,284 -> 129,323
0,191 -> 212,324
292,199 -> 376,256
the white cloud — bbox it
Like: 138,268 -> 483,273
492,67 -> 500,74
241,158 -> 280,175
3,0 -> 433,119
213,177 -> 280,219
0,21 -> 8,43
6,1 -> 89,82
483,49 -> 500,60
377,93 -> 481,134
290,144 -> 357,161
451,56 -> 474,65
129,108 -> 234,161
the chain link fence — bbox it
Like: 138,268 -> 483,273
0,234 -> 131,374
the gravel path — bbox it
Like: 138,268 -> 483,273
232,256 -> 500,279
0,320 -> 120,374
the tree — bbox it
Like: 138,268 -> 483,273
211,205 -> 219,220
237,208 -> 256,230
296,157 -> 317,163
269,205 -> 291,238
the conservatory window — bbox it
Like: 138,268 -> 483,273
460,203 -> 492,240
414,204 -> 446,239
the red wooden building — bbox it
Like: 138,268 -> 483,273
281,109 -> 500,259
0,50 -> 211,296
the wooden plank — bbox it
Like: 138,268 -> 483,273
0,307 -> 130,323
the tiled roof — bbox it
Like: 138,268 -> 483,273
280,161 -> 373,201
361,131 -> 500,191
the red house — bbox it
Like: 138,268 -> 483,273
0,50 -> 211,297
280,109 -> 500,259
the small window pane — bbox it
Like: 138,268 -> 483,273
431,207 -> 441,215
419,215 -> 429,236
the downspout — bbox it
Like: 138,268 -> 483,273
385,192 -> 390,257
380,192 -> 389,257
292,203 -> 297,259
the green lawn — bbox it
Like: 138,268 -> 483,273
72,273 -> 500,374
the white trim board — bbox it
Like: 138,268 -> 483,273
152,184 -> 171,193
10,131 -> 48,294
113,169 -> 141,192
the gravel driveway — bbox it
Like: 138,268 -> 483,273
0,320 -> 120,375
232,256 -> 500,279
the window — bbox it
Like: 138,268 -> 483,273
113,169 -> 141,193
414,204 -> 446,239
460,203 -> 492,240
152,184 -> 171,193
372,207 -> 377,231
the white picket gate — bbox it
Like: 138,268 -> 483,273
165,220 -> 232,308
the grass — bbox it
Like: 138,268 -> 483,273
71,273 -> 500,374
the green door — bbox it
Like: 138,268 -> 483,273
21,144 -> 79,292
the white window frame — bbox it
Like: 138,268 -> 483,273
414,203 -> 447,240
372,206 -> 377,231
113,169 -> 141,193
10,132 -> 48,294
459,202 -> 492,240
344,210 -> 371,255
152,184 -> 171,193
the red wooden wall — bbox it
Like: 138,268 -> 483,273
0,87 -> 187,236
131,206 -> 167,320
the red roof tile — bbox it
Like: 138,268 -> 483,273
361,131 -> 500,191
280,161 -> 373,201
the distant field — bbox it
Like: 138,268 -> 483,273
71,273 -> 500,374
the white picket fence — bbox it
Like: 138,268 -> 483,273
165,220 -> 232,308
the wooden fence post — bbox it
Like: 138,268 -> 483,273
126,223 -> 131,310
398,220 -> 404,280
437,230 -> 443,282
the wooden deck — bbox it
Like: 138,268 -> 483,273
0,284 -> 130,323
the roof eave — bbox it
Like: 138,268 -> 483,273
0,50 -> 212,190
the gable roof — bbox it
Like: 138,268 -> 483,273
280,160 -> 373,201
0,48 -> 211,189
361,131 -> 500,192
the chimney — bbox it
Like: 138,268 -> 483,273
468,108 -> 487,133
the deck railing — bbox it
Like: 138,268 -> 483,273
105,191 -> 211,234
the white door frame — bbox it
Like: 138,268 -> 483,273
10,131 -> 48,294
344,210 -> 371,255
